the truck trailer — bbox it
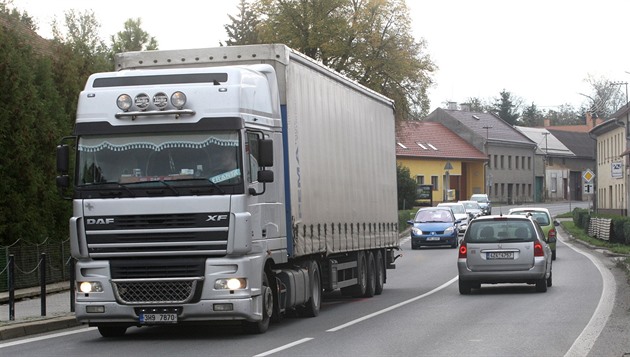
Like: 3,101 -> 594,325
56,44 -> 399,337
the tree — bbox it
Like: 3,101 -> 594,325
581,74 -> 626,119
463,97 -> 490,112
111,18 -> 158,55
230,0 -> 436,120
492,90 -> 520,125
397,163 -> 416,210
520,103 -> 543,127
545,103 -> 581,126
224,0 -> 261,45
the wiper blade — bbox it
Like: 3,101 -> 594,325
154,180 -> 180,195
178,177 -> 226,194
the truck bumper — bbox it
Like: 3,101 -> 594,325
75,294 -> 264,325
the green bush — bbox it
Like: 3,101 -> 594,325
623,221 -> 630,245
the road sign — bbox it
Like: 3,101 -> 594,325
582,169 -> 595,183
583,183 -> 594,194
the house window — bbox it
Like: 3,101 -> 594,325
494,155 -> 498,168
416,175 -> 424,184
522,156 -> 525,170
515,157 -> 519,169
431,176 -> 439,191
528,157 -> 531,170
500,155 -> 504,169
508,156 -> 512,169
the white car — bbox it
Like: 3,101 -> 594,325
437,202 -> 469,235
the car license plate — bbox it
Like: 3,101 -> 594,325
426,236 -> 440,241
139,313 -> 178,324
487,252 -> 514,260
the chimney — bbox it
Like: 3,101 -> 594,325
543,118 -> 550,127
447,102 -> 458,110
586,112 -> 595,128
460,103 -> 471,112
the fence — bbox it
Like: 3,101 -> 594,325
0,238 -> 72,293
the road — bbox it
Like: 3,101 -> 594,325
2,201 -> 629,356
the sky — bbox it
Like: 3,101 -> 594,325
13,0 -> 630,112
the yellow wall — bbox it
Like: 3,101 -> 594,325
398,157 -> 485,205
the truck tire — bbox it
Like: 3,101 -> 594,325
297,259 -> 321,317
374,250 -> 385,295
97,325 -> 127,337
363,251 -> 376,298
341,251 -> 367,297
243,272 -> 273,334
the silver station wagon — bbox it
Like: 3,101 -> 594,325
457,215 -> 553,294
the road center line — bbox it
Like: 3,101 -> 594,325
253,337 -> 314,357
326,276 -> 458,332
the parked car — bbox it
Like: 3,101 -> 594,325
507,207 -> 559,260
458,200 -> 483,220
457,214 -> 553,294
437,202 -> 469,235
407,207 -> 461,249
470,193 -> 492,215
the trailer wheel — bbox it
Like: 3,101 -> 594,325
374,250 -> 385,295
363,251 -> 376,298
243,272 -> 273,334
341,251 -> 367,297
297,259 -> 321,317
97,325 -> 127,337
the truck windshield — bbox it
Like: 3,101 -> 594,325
77,132 -> 241,186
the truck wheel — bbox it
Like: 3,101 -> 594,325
243,272 -> 273,334
97,325 -> 127,337
297,260 -> 321,317
374,250 -> 385,295
363,251 -> 376,298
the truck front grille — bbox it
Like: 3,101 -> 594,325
112,278 -> 201,304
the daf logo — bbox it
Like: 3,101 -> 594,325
206,214 -> 228,222
87,218 -> 115,225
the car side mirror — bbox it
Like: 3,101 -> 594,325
554,220 -> 560,227
407,220 -> 414,225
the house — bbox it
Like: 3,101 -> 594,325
395,121 -> 487,205
546,129 -> 596,201
590,106 -> 630,215
424,108 -> 538,204
515,126 -> 584,201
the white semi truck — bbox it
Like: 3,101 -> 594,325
56,44 -> 399,337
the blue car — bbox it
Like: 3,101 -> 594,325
408,207 -> 461,249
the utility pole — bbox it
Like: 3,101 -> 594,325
542,132 -> 549,202
482,126 -> 492,195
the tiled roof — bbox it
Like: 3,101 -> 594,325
547,129 -> 595,159
395,121 -> 487,160
430,108 -> 534,145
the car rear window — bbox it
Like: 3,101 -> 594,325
510,211 -> 550,225
466,220 -> 535,242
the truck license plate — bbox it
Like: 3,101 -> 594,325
139,313 -> 178,324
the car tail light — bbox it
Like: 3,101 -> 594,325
534,241 -> 544,257
459,242 -> 467,258
548,228 -> 556,240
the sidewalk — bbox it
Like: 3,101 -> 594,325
0,282 -> 80,340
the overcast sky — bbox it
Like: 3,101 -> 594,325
15,0 -> 630,112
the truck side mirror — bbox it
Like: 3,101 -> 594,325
257,169 -> 274,183
56,144 -> 69,173
259,139 -> 273,167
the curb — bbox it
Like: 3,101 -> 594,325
0,314 -> 80,341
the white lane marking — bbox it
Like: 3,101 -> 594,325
253,337 -> 314,357
560,236 -> 616,357
0,327 -> 96,348
326,276 -> 458,332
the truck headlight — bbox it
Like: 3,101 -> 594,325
79,281 -> 103,293
214,278 -> 247,290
